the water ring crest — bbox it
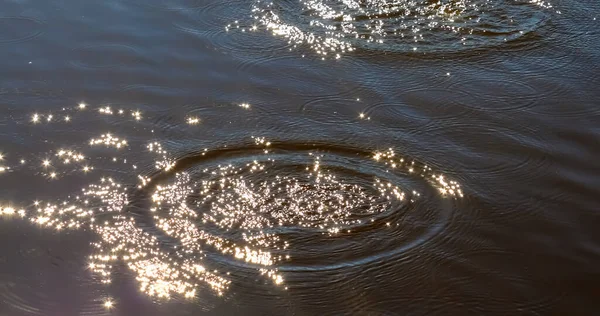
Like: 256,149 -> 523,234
125,138 -> 464,292
0,105 -> 464,300
246,0 -> 553,56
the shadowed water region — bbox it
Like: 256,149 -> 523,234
0,0 -> 599,315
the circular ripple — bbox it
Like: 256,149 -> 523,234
430,250 -> 566,314
131,141 -> 465,279
0,16 -> 44,44
368,87 -> 475,121
71,44 -> 140,69
0,274 -> 52,316
300,96 -> 365,126
0,271 -> 114,316
249,0 -> 552,56
422,122 -> 554,181
174,0 -> 291,57
447,77 -> 544,112
362,101 -> 437,132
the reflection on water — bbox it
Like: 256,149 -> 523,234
0,0 -> 598,314
243,0 -> 555,57
1,103 -> 462,304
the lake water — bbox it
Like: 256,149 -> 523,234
0,0 -> 599,315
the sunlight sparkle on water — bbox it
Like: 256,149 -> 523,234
103,299 -> 114,309
187,117 -> 200,125
89,133 -> 128,149
1,103 -> 465,303
244,0 -> 554,57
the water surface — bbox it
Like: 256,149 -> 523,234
0,0 -> 599,315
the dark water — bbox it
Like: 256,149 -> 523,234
0,0 -> 599,315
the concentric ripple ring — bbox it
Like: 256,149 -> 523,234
129,141 -> 464,275
247,0 -> 553,56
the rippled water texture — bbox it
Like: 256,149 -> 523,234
0,0 -> 599,315
248,0 -> 554,56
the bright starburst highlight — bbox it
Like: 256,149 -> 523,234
132,111 -> 142,121
103,299 -> 114,309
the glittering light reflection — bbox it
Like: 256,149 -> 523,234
358,112 -> 371,120
103,299 -> 114,309
187,117 -> 200,125
99,106 -> 113,115
89,133 -> 128,149
132,111 -> 142,121
1,103 -> 464,303
244,0 -> 554,57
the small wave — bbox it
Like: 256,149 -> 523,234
0,104 -> 464,304
246,0 -> 553,57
